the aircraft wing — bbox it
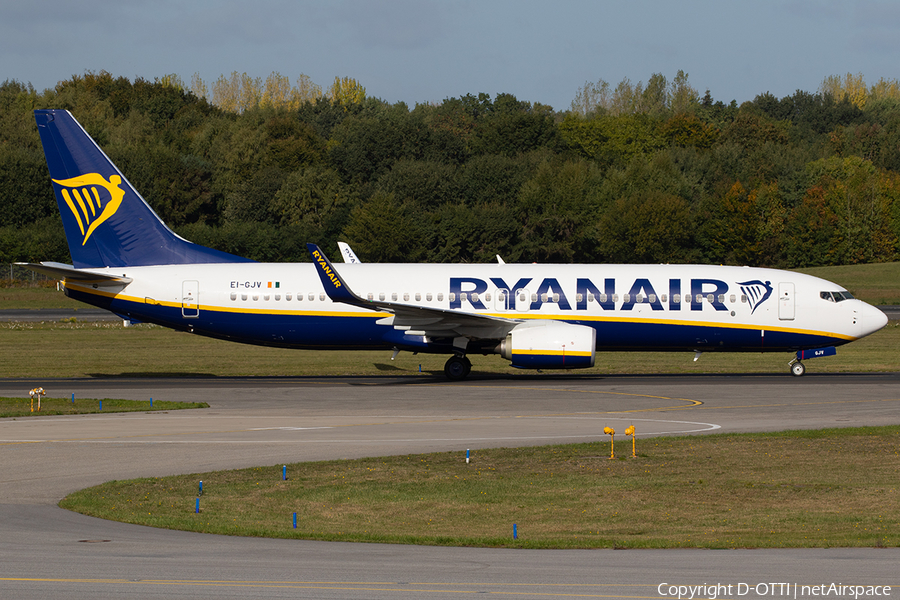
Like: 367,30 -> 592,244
307,244 -> 519,341
15,262 -> 133,286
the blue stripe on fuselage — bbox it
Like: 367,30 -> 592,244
65,287 -> 849,354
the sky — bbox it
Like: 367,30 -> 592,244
2,0 -> 899,111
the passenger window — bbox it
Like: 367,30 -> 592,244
599,294 -> 607,303
230,292 -> 237,301
263,295 -> 270,301
275,294 -> 281,301
485,293 -> 491,302
437,293 -> 444,302
576,293 -> 583,303
415,293 -> 421,301
541,293 -> 548,302
367,293 -> 373,301
661,294 -> 667,303
673,294 -> 681,303
460,293 -> 468,302
403,293 -> 409,301
426,293 -> 433,302
286,293 -> 292,301
252,295 -> 259,301
531,293 -> 537,302
241,294 -> 247,301
741,295 -> 748,303
729,294 -> 735,303
717,294 -> 725,303
649,294 -> 657,303
379,293 -> 385,301
623,294 -> 631,303
449,293 -> 456,302
308,293 -> 315,301
471,293 -> 478,302
391,293 -> 398,301
319,293 -> 326,301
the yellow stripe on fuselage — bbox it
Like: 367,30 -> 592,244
62,282 -> 856,341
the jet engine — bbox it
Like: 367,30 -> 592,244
498,321 -> 596,369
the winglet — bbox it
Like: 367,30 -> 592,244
307,243 -> 364,305
337,241 -> 361,263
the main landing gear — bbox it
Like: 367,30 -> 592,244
444,355 -> 472,381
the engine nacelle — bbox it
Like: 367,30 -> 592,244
499,321 -> 596,369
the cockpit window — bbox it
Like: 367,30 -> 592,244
820,291 -> 855,303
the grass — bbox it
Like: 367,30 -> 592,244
0,281 -> 82,310
1,320 -> 898,378
60,425 -> 900,549
0,396 -> 208,417
797,262 -> 900,305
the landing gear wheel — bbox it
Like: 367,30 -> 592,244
790,361 -> 806,377
444,355 -> 472,381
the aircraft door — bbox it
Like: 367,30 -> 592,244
182,280 -> 199,318
778,282 -> 795,321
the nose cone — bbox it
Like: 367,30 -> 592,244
859,302 -> 889,337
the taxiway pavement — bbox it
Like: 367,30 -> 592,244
2,374 -> 899,599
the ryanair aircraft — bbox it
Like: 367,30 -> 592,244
21,110 -> 888,380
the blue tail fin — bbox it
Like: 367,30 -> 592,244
34,109 -> 252,268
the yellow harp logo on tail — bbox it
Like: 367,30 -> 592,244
52,173 -> 125,245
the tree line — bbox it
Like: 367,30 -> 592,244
2,69 -> 900,269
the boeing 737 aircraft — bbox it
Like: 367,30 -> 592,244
20,110 -> 888,380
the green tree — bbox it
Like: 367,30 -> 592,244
786,157 -> 899,266
512,157 -> 601,262
341,191 -> 421,262
375,159 -> 460,210
560,113 -> 666,168
593,191 -> 696,263
273,166 -> 356,246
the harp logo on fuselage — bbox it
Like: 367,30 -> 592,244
52,173 -> 125,246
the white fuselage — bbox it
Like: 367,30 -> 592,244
62,262 -> 886,354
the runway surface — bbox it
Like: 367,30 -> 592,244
2,373 -> 899,599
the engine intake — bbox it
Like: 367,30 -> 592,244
499,321 -> 596,369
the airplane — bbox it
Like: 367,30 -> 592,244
19,109 -> 889,380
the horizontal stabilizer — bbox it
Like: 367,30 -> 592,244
15,262 -> 132,285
